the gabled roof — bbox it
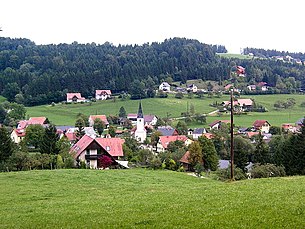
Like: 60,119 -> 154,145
179,151 -> 190,164
157,126 -> 177,136
159,135 -> 188,149
70,135 -> 125,158
193,128 -> 206,135
237,99 -> 253,106
89,115 -> 109,125
246,132 -> 260,138
127,114 -> 137,119
95,138 -> 125,157
209,120 -> 230,127
160,82 -> 170,87
296,117 -> 305,125
13,128 -> 26,137
144,115 -> 156,123
96,90 -> 112,95
28,117 -> 47,125
66,93 -> 85,100
253,120 -> 270,128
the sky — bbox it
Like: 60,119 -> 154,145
1,0 -> 305,53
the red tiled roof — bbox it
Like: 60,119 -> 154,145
28,117 -> 47,125
70,135 -> 94,158
246,132 -> 260,138
96,90 -> 112,95
17,120 -> 28,129
180,151 -> 190,164
13,129 -> 26,137
202,133 -> 214,139
253,120 -> 270,128
65,132 -> 76,142
66,93 -> 85,100
159,135 -> 188,149
237,99 -> 253,106
89,115 -> 109,125
95,138 -> 125,157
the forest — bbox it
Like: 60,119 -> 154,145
1,37 -> 305,106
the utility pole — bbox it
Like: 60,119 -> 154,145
230,89 -> 234,180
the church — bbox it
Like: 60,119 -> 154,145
134,102 -> 147,143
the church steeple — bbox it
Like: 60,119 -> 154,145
137,101 -> 143,119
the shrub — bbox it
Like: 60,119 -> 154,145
215,166 -> 246,181
250,164 -> 286,179
149,156 -> 162,170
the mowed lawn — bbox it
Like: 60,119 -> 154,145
26,94 -> 305,127
0,169 -> 304,228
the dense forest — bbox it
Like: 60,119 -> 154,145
1,37 -> 305,105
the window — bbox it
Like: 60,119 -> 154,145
86,149 -> 90,155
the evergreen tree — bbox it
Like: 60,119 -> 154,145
119,106 -> 127,118
93,118 -> 105,136
75,118 -> 85,141
108,126 -> 116,137
188,141 -> 203,167
176,121 -> 188,135
40,124 -> 60,154
0,127 -> 15,162
233,136 -> 254,170
253,133 -> 270,164
198,136 -> 219,171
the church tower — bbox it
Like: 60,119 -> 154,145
134,101 -> 147,143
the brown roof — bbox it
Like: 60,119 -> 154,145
179,151 -> 190,164
96,90 -> 112,95
66,93 -> 85,100
253,120 -> 270,128
89,115 -> 109,125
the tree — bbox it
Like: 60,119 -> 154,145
2,82 -> 20,102
198,136 -> 219,171
195,113 -> 206,124
98,155 -> 113,169
150,131 -> 162,151
119,106 -> 127,118
40,124 -> 60,154
233,136 -> 254,170
108,126 -> 116,137
56,154 -> 64,169
188,141 -> 203,167
0,127 -> 15,162
176,120 -> 188,135
75,118 -> 85,141
0,104 -> 7,123
24,124 -> 45,148
175,92 -> 184,99
93,118 -> 105,136
253,133 -> 270,164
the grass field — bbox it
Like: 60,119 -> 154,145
26,94 -> 305,127
216,53 -> 254,60
0,169 -> 304,228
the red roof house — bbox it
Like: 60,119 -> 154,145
70,135 -> 125,169
253,120 -> 271,133
157,135 -> 192,153
66,93 -> 86,103
95,90 -> 112,100
88,115 -> 109,127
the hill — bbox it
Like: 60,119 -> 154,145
0,169 -> 304,228
26,94 -> 305,127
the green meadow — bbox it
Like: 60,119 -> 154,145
0,169 -> 304,228
25,94 -> 305,127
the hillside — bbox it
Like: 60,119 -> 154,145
26,94 -> 305,127
0,169 -> 304,228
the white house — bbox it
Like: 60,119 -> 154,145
95,90 -> 112,100
159,82 -> 171,92
66,93 -> 86,103
187,84 -> 198,93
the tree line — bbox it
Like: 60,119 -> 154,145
1,37 -> 305,105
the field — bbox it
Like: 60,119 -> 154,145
26,94 -> 305,127
216,53 -> 254,60
0,169 -> 304,228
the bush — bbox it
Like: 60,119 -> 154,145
215,166 -> 246,181
250,164 -> 286,178
149,156 -> 162,170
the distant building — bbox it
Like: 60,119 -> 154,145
95,90 -> 112,100
159,82 -> 171,92
88,115 -> 109,128
66,93 -> 86,103
134,102 -> 147,143
157,126 -> 179,136
253,120 -> 271,133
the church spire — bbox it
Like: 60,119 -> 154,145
137,101 -> 143,118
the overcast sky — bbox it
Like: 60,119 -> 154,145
1,0 -> 304,53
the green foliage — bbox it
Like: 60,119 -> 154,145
24,124 -> 45,148
75,118 -> 85,141
0,126 -> 15,162
250,164 -> 286,179
108,126 -> 116,137
40,124 -> 60,155
118,106 -> 127,118
93,118 -> 105,136
175,92 -> 184,99
233,136 -> 254,170
175,120 -> 188,135
198,136 -> 219,171
253,133 -> 270,164
188,141 -> 203,167
215,166 -> 247,181
56,154 -> 64,169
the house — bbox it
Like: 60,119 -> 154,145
257,82 -> 268,91
157,126 -> 179,136
247,85 -> 256,91
159,82 -> 171,92
202,133 -> 214,140
222,98 -> 253,111
11,117 -> 48,143
70,135 -> 126,169
187,84 -> 198,93
282,123 -> 298,133
236,66 -> 245,76
192,128 -> 207,140
66,127 -> 97,139
224,84 -> 234,91
88,115 -> 109,128
253,120 -> 271,133
127,114 -> 158,126
209,120 -> 230,130
157,135 -> 192,153
95,90 -> 112,100
10,129 -> 26,144
66,93 -> 86,103
295,117 -> 305,126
